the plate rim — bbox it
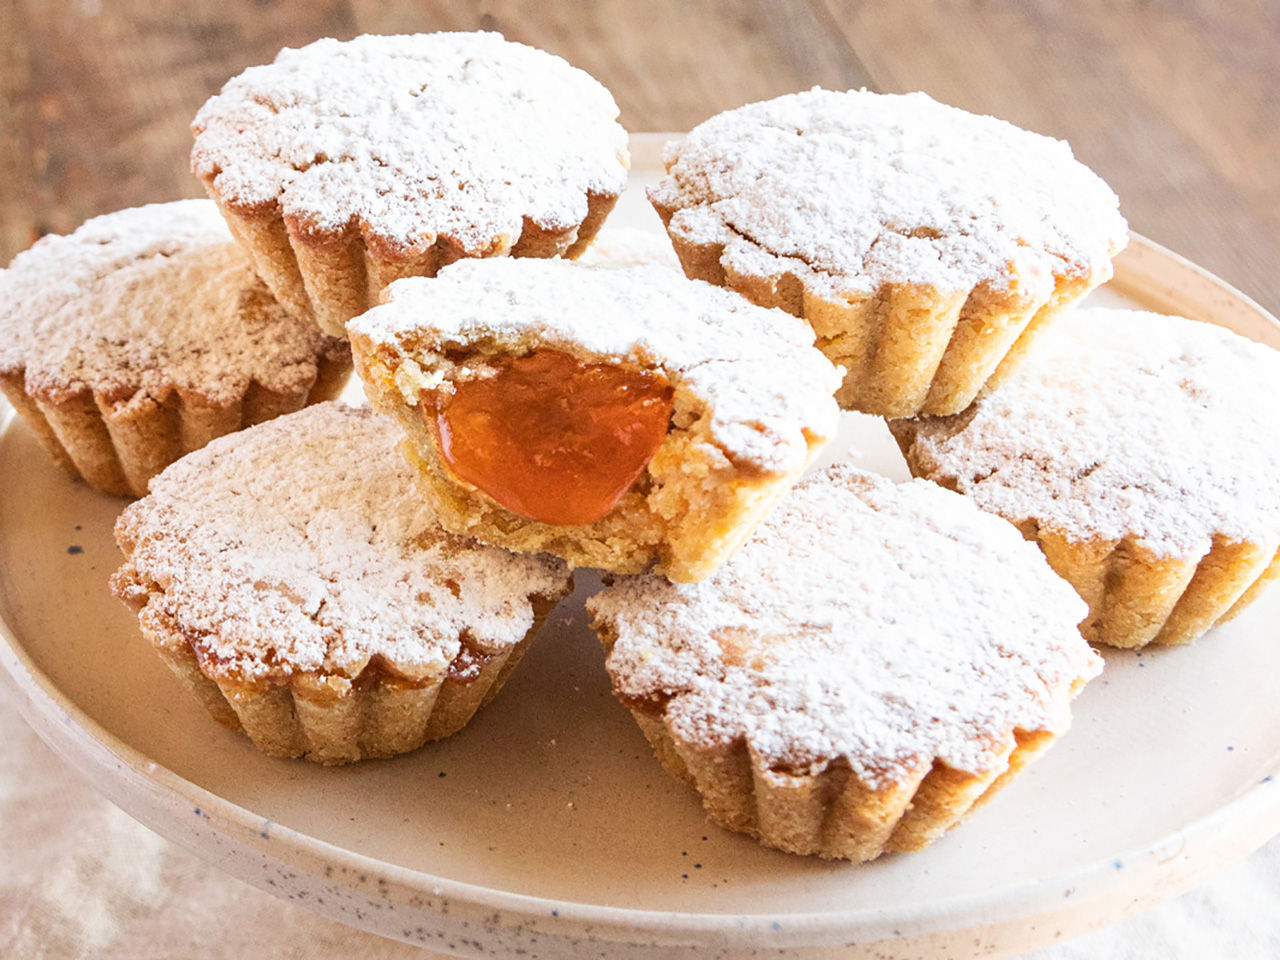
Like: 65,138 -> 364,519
7,589 -> 1279,949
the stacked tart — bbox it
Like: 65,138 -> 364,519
346,257 -> 841,582
0,29 -> 1271,862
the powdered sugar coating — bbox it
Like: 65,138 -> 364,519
348,257 -> 842,476
112,403 -> 570,682
577,226 -> 682,269
894,308 -> 1280,556
590,465 -> 1098,787
191,33 -> 628,254
0,200 -> 343,406
651,89 -> 1127,303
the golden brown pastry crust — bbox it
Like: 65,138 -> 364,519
889,307 -> 1280,648
0,200 -> 351,497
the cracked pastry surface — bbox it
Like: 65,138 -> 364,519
890,308 -> 1280,647
589,464 -> 1100,860
347,257 -> 841,582
111,402 -> 571,762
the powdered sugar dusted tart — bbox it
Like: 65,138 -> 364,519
192,32 -> 629,337
0,200 -> 350,498
890,308 -> 1280,650
588,464 -> 1100,861
348,257 -> 841,583
650,89 -> 1128,417
111,403 -> 571,764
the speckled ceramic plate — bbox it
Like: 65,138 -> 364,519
2,135 -> 1280,960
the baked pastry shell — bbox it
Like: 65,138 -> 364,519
594,622 -> 1090,862
111,566 -> 565,765
0,348 -> 351,499
889,420 -> 1280,648
203,186 -> 621,339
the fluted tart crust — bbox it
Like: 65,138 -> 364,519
111,403 -> 571,763
589,465 -> 1100,860
650,89 -> 1127,416
0,200 -> 349,497
192,32 -> 630,336
890,308 -> 1280,648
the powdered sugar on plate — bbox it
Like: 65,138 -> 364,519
894,308 -> 1280,556
650,89 -> 1127,303
589,464 -> 1099,787
191,33 -> 629,255
112,403 -> 570,682
0,200 -> 343,407
347,257 -> 842,477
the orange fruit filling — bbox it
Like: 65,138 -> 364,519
432,349 -> 674,526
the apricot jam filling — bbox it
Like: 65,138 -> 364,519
431,349 -> 674,526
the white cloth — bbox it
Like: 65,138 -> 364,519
1,687 -> 1277,959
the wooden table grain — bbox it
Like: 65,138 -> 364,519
1,3 -> 1278,959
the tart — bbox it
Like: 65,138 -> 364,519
111,403 -> 572,764
588,464 -> 1100,860
890,308 -> 1280,648
0,200 -> 350,497
191,32 -> 630,337
649,89 -> 1128,416
347,257 -> 841,583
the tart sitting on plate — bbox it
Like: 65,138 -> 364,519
347,257 -> 841,583
0,200 -> 350,498
111,403 -> 572,764
890,308 -> 1280,648
589,464 -> 1101,860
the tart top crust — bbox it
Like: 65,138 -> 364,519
111,403 -> 571,683
347,258 -> 842,477
650,89 -> 1127,305
892,308 -> 1280,556
0,200 -> 345,407
191,32 -> 629,255
589,464 -> 1099,788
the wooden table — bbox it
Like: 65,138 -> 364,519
1,4 -> 1278,959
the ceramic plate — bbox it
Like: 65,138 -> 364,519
2,135 -> 1279,959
